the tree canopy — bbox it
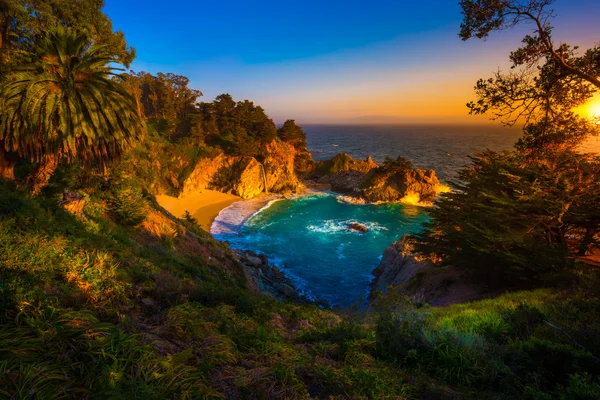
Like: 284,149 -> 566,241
459,0 -> 600,151
415,1 -> 600,285
0,0 -> 135,68
0,27 -> 144,193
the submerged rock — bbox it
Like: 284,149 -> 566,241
347,222 -> 369,232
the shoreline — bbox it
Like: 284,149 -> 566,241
156,190 -> 241,231
211,185 -> 332,236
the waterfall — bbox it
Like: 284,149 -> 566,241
260,162 -> 268,194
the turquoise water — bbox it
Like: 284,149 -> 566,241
217,193 -> 429,307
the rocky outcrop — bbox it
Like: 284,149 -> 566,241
263,141 -> 304,194
370,236 -> 492,306
313,153 -> 445,205
315,153 -> 377,178
182,140 -> 305,200
371,236 -> 434,295
362,169 -> 443,204
234,249 -> 312,303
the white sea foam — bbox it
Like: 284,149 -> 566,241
211,193 -> 283,235
307,220 -> 389,234
211,189 -> 333,236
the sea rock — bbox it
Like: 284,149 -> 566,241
313,153 -> 444,205
347,222 -> 369,232
362,169 -> 442,204
370,236 -> 494,306
234,249 -> 312,303
315,153 -> 377,180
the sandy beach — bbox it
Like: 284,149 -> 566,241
156,190 -> 241,231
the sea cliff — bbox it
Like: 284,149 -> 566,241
182,140 -> 306,200
370,236 -> 491,306
312,153 -> 447,205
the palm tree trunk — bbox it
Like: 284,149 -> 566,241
0,145 -> 17,180
28,154 -> 59,196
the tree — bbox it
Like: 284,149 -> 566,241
199,94 -> 278,157
0,27 -> 144,194
278,119 -> 307,149
459,0 -> 600,151
416,150 -> 600,284
415,1 -> 600,285
0,0 -> 135,69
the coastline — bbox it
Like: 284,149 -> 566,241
211,184 -> 333,236
156,190 -> 241,231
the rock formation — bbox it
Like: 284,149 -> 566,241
347,222 -> 369,232
234,249 -> 312,303
370,236 -> 492,306
362,168 -> 442,204
182,140 -> 305,200
370,236 -> 434,295
313,153 -> 445,205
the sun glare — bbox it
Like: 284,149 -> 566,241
590,102 -> 600,119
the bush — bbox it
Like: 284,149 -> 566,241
505,304 -> 545,340
504,338 -> 600,390
375,310 -> 428,366
423,327 -> 490,385
109,187 -> 147,226
438,309 -> 511,342
557,373 -> 600,400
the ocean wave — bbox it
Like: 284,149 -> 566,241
307,220 -> 389,234
212,190 -> 335,236
248,251 -> 316,301
211,193 -> 283,236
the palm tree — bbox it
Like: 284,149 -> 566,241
0,26 -> 144,193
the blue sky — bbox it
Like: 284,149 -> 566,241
103,1 -> 600,123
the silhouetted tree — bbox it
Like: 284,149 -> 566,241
460,0 -> 600,151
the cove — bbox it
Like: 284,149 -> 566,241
213,192 -> 429,307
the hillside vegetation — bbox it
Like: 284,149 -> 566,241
1,184 -> 600,399
1,1 -> 600,398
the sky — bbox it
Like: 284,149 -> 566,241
103,1 -> 600,124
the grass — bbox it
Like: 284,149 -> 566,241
1,181 -> 600,398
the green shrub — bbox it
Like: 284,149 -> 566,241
375,311 -> 428,366
504,338 -> 600,389
438,309 -> 511,342
109,187 -> 147,226
557,373 -> 600,400
423,327 -> 490,385
505,304 -> 545,340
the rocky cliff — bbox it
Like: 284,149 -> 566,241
182,140 -> 305,200
235,249 -> 314,304
313,153 -> 446,205
370,236 -> 492,306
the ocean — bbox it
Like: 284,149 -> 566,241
304,124 -> 523,181
213,124 -> 600,307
